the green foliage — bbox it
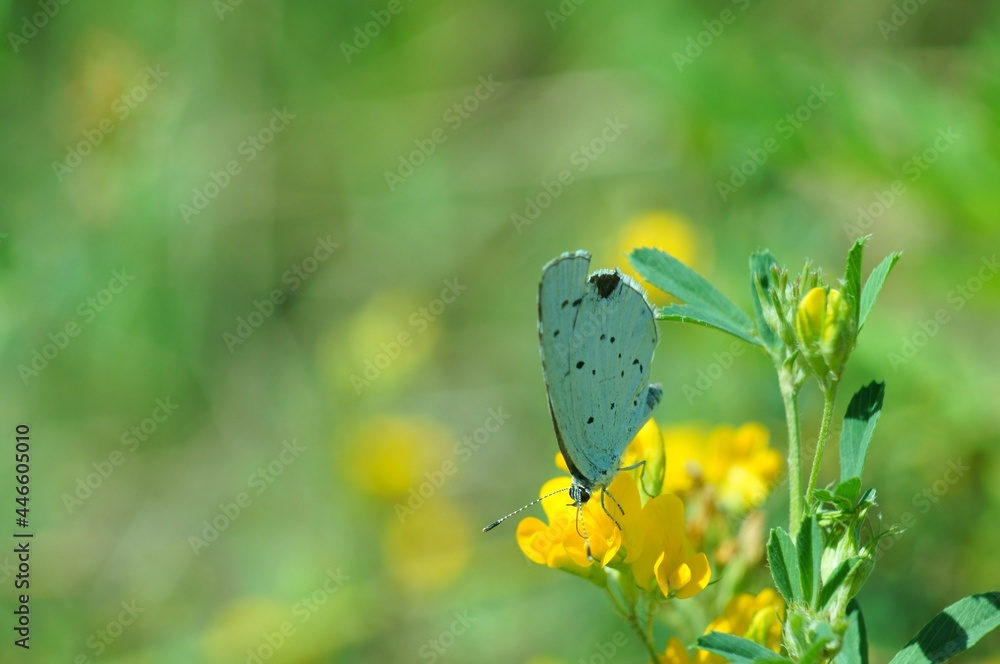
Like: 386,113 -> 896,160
888,593 -> 1000,664
697,632 -> 791,663
839,382 -> 886,483
834,602 -> 870,664
859,252 -> 902,332
630,247 -> 760,346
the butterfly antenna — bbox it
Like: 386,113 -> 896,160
483,487 -> 569,532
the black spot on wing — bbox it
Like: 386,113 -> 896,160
590,272 -> 621,298
576,361 -> 585,369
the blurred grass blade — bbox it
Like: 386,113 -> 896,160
750,250 -> 780,350
888,592 -> 1000,664
859,251 -> 901,331
843,236 -> 868,324
697,632 -> 791,663
767,527 -> 799,602
839,381 -> 886,483
630,247 -> 760,346
835,600 -> 870,664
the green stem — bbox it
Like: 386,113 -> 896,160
806,383 -> 839,503
605,585 -> 659,661
780,367 -> 804,538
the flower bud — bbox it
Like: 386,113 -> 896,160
795,287 -> 853,380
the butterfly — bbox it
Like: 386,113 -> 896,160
484,250 -> 662,553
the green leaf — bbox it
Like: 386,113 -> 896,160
819,557 -> 862,610
659,304 -> 762,346
796,516 -> 823,607
767,527 -> 801,602
843,236 -> 868,325
834,477 -> 862,504
839,381 -> 886,483
888,592 -> 1000,664
631,248 -> 760,346
749,250 -> 780,350
859,252 -> 901,331
697,632 -> 791,664
835,601 -> 870,664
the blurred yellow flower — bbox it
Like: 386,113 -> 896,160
519,436 -> 710,600
613,211 -> 708,305
383,497 -> 470,593
663,422 -> 781,514
345,417 -> 449,497
658,589 -> 785,664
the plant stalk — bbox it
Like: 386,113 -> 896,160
780,367 -> 804,538
806,382 -> 839,502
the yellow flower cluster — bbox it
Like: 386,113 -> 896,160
661,422 -> 782,514
515,420 -> 711,600
660,589 -> 785,664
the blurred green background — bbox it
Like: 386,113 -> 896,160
1,0 -> 998,661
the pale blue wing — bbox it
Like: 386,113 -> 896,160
564,270 -> 661,486
537,251 -> 593,481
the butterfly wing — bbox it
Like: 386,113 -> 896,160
537,251 -> 595,482
563,269 -> 661,487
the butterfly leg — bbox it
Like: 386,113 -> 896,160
618,459 -> 648,494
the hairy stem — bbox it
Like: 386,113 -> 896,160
780,367 -> 804,538
806,383 -> 839,502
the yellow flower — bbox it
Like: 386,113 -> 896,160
702,589 -> 785,663
657,589 -> 785,664
345,417 -> 449,497
521,443 -> 711,600
663,422 -> 781,514
613,211 -> 708,305
795,287 -> 852,379
659,637 -> 694,664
